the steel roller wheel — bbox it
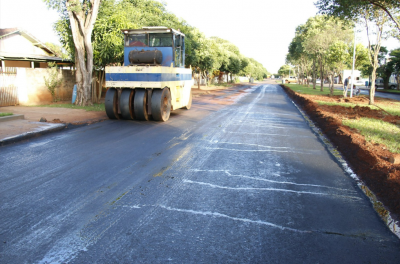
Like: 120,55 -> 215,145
120,89 -> 135,120
134,89 -> 149,121
105,88 -> 120,119
151,88 -> 171,121
184,89 -> 192,110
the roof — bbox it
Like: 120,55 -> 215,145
0,28 -> 58,57
0,51 -> 68,62
121,27 -> 185,37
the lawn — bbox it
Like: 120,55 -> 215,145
285,83 -> 344,96
343,117 -> 400,153
316,100 -> 400,117
31,103 -> 105,111
377,89 -> 400,94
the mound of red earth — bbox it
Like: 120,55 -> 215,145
281,85 -> 400,223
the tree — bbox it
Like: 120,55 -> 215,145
364,8 -> 390,104
315,0 -> 398,103
388,48 -> 400,89
289,16 -> 352,91
347,43 -> 370,70
327,41 -> 350,84
44,0 -> 101,106
278,65 -> 294,78
316,0 -> 400,34
45,42 -> 70,60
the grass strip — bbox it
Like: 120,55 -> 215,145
378,89 -> 400,94
316,100 -> 400,117
343,117 -> 400,153
285,83 -> 343,96
30,103 -> 105,112
0,112 -> 13,117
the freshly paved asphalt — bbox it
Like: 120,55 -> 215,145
1,83 -> 399,263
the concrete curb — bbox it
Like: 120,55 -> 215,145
0,114 -> 24,122
0,123 -> 67,147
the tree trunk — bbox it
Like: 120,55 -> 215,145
329,74 -> 333,96
312,57 -> 316,89
369,50 -> 380,105
67,0 -> 100,106
319,55 -> 324,92
98,70 -> 104,101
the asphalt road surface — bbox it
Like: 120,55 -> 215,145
1,83 -> 400,263
360,88 -> 400,100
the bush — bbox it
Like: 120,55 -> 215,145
44,62 -> 63,102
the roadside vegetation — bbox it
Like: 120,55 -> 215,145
31,103 -> 105,112
378,89 -> 400,94
285,83 -> 343,96
280,0 -> 400,106
45,0 -> 269,106
0,112 -> 13,117
317,100 -> 400,116
343,117 -> 400,153
284,82 -> 400,154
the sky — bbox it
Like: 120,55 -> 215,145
0,0 -> 399,73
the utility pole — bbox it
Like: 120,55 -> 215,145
350,26 -> 357,98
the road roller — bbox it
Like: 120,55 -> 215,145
104,27 -> 194,121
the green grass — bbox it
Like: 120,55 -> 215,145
284,83 -> 344,96
378,89 -> 400,94
343,118 -> 400,153
31,103 -> 105,111
316,101 -> 356,108
211,83 -> 236,87
316,100 -> 400,117
0,112 -> 13,117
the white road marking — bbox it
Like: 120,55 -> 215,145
158,205 -> 309,233
205,147 -> 294,153
183,180 -> 361,200
215,141 -> 290,149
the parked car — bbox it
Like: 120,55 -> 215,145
284,76 -> 297,84
375,78 -> 398,89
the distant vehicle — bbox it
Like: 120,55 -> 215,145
375,78 -> 398,89
284,76 -> 297,84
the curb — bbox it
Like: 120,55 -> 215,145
0,117 -> 107,147
0,123 -> 67,147
0,114 -> 24,122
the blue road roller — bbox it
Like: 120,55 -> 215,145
105,27 -> 194,121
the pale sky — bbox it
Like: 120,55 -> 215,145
0,0 -> 398,73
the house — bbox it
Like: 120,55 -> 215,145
0,28 -> 75,106
0,27 -> 72,70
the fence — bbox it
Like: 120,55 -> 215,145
0,67 -> 19,106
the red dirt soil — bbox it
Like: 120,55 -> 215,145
281,85 -> 400,222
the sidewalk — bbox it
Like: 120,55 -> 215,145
0,106 -> 107,146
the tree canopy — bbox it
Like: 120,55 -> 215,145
315,0 -> 400,34
50,0 -> 269,82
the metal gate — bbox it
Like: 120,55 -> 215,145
0,68 -> 18,106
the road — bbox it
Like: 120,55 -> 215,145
319,81 -> 400,100
359,88 -> 400,100
1,83 -> 400,263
